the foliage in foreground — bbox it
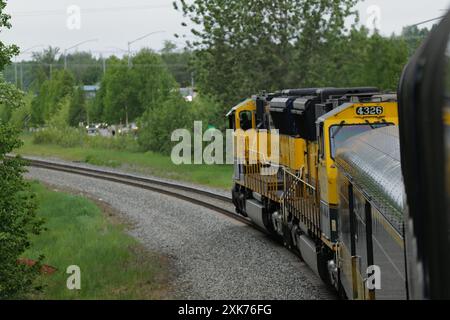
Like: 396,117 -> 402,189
25,182 -> 169,299
0,125 -> 43,299
0,1 -> 43,297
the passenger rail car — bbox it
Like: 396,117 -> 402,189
398,10 -> 450,299
335,126 -> 406,299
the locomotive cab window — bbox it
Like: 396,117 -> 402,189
445,41 -> 450,243
239,111 -> 253,131
329,123 -> 392,159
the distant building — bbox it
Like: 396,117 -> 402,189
83,85 -> 100,100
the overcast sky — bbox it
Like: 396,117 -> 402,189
2,0 -> 449,60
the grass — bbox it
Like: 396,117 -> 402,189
17,133 -> 233,190
25,182 -> 171,300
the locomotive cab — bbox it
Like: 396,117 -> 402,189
316,94 -> 399,243
226,99 -> 256,131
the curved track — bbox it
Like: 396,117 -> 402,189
23,157 -> 264,231
22,156 -> 338,299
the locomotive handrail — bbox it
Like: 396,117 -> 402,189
282,167 -> 316,190
247,148 -> 281,173
248,148 -> 269,164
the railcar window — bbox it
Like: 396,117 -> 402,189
445,44 -> 450,232
445,113 -> 449,233
329,124 -> 391,159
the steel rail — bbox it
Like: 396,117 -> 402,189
22,157 -> 261,229
26,158 -> 231,201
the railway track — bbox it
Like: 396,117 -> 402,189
22,156 -> 337,299
22,157 -> 260,230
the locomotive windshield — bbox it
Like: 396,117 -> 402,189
330,123 -> 392,159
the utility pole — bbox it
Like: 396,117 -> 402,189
125,105 -> 129,128
127,41 -> 132,68
102,56 -> 106,75
20,63 -> 23,90
14,59 -> 18,87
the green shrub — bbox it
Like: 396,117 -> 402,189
47,96 -> 72,129
138,94 -> 192,155
32,127 -> 84,148
10,92 -> 33,129
0,4 -> 44,299
190,95 -> 226,130
32,126 -> 140,152
0,124 -> 43,299
84,134 -> 140,152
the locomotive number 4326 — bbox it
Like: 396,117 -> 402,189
356,106 -> 384,116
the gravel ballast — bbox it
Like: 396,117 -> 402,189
26,166 -> 336,300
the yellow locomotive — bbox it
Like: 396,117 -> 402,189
228,88 -> 403,299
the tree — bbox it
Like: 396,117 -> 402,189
58,51 -> 103,85
160,41 -> 193,87
95,50 -> 177,124
68,86 -> 86,126
175,0 -> 359,108
0,0 -> 42,298
31,69 -> 75,125
303,27 -> 409,91
10,92 -> 33,129
400,25 -> 431,56
2,47 -> 103,93
130,49 -> 177,112
138,93 -> 191,154
0,2 -> 18,68
97,56 -> 138,124
30,46 -> 60,86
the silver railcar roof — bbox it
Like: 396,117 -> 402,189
335,126 -> 404,232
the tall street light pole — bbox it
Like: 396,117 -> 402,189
19,44 -> 46,89
127,30 -> 165,68
125,30 -> 165,128
64,38 -> 99,70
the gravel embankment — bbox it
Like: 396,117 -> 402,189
25,166 -> 336,300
